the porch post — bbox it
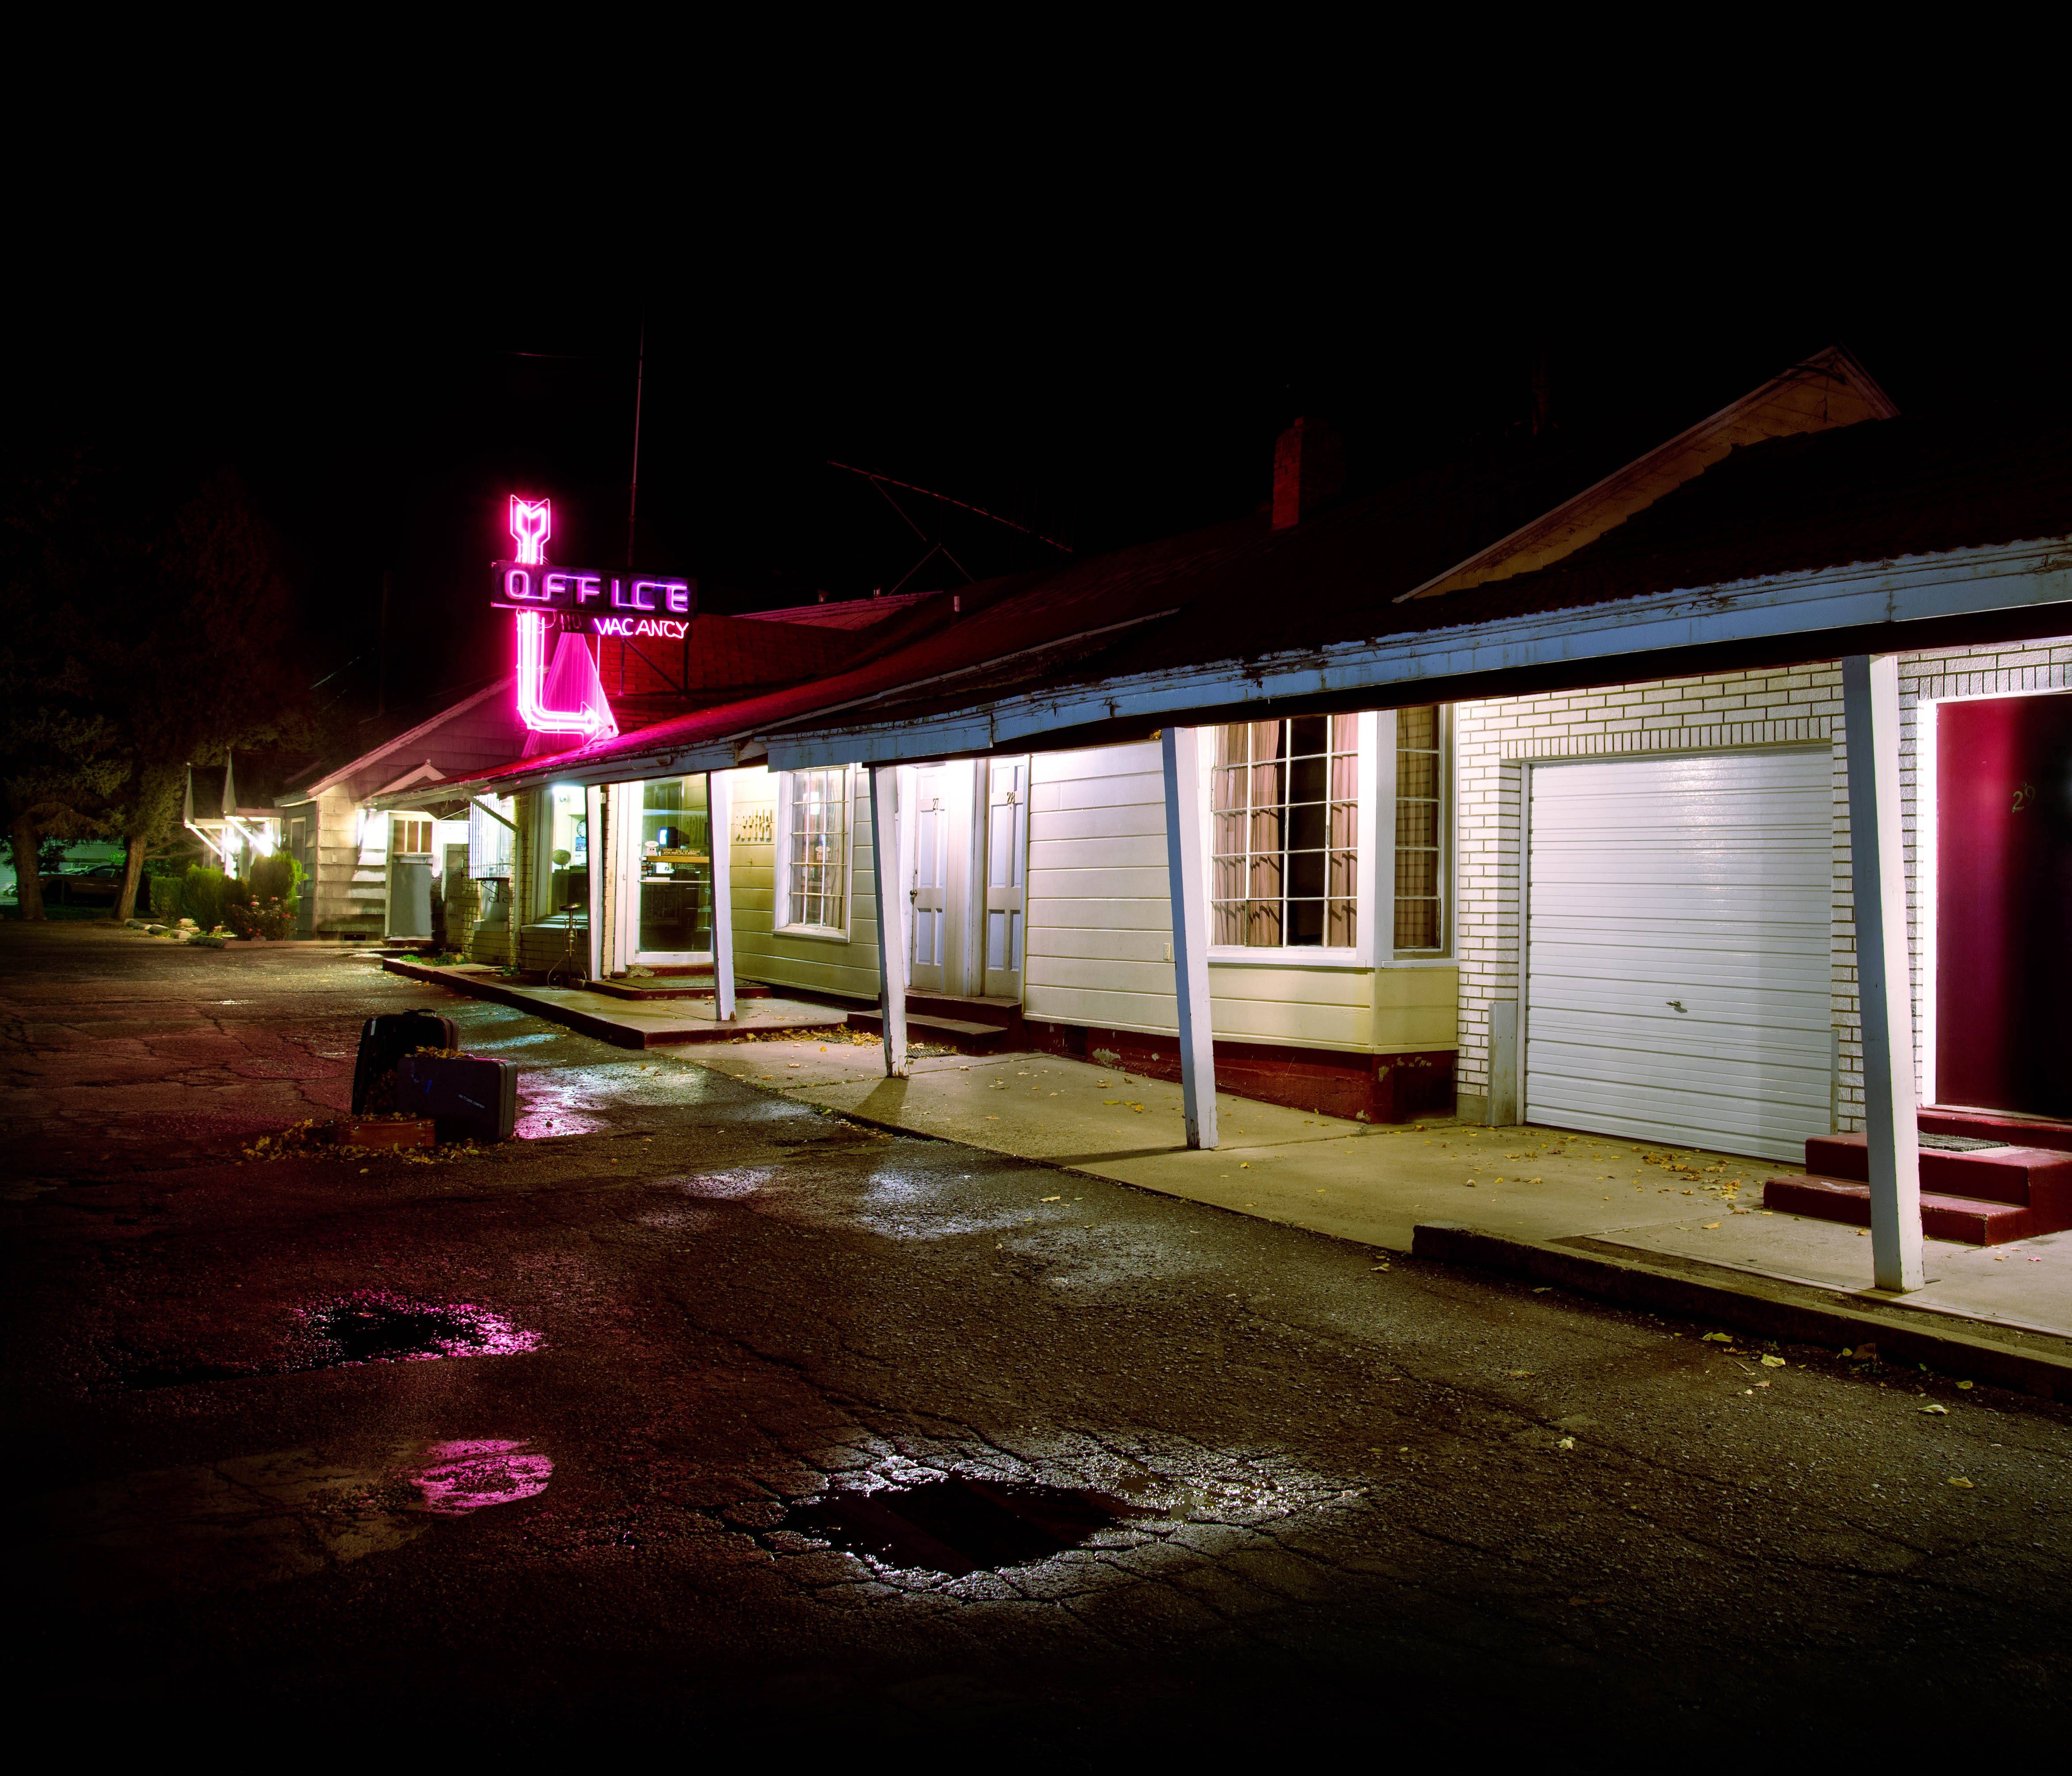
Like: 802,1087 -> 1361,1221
870,764 -> 909,1077
585,786 -> 606,984
1842,653 -> 1924,1292
1161,726 -> 1218,1149
709,770 -> 736,1022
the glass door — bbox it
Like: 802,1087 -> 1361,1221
634,775 -> 712,962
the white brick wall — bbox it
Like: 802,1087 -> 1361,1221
1453,636 -> 2072,1132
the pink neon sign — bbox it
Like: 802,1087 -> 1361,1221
503,495 -> 618,743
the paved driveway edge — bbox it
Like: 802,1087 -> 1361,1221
1413,1221 -> 2072,1398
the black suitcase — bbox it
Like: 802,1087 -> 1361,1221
394,1053 -> 519,1144
350,1011 -> 459,1114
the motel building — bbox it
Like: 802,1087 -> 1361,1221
384,348 -> 2072,1292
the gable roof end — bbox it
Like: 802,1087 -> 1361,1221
1398,344 -> 1899,601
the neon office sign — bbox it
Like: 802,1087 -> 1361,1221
495,496 -> 698,739
492,505 -> 694,621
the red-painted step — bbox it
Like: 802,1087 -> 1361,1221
1801,1134 -> 2072,1220
1763,1176 -> 2040,1245
1919,1108 -> 2072,1153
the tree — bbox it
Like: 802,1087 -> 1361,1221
3,448 -> 306,921
0,455 -> 124,921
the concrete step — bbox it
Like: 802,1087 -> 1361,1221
1804,1133 -> 2072,1212
590,978 -> 774,1002
1920,1108 -> 2072,1153
846,1009 -> 1020,1053
1763,1175 -> 2041,1246
903,993 -> 1025,1039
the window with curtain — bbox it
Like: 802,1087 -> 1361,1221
785,767 -> 848,930
1210,715 -> 1359,948
1394,705 -> 1443,950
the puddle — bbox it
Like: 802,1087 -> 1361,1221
300,1291 -> 544,1365
664,1171 -> 768,1200
120,1291 -> 543,1390
410,1438 -> 554,1513
774,1477 -> 1140,1577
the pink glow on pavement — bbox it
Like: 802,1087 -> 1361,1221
410,1439 -> 553,1514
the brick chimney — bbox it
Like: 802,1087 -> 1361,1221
1271,417 -> 1346,529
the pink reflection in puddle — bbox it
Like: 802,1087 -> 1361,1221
410,1439 -> 554,1514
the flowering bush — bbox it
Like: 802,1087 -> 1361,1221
225,895 -> 295,940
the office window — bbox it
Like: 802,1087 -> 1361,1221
1210,716 -> 1359,948
783,767 -> 849,931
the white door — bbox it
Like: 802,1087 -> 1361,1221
908,763 -> 959,994
1524,750 -> 1831,1162
386,815 -> 435,940
982,756 -> 1029,1001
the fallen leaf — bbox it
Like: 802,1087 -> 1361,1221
1956,1380 -> 1974,1390
1946,1477 -> 1975,1489
1041,1196 -> 1061,1202
1701,1332 -> 1732,1344
1555,1436 -> 1575,1449
1919,1403 -> 1949,1415
1702,1221 -> 1721,1230
1759,1354 -> 1786,1368
1506,1369 -> 1534,1378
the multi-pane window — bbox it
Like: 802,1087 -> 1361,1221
1394,705 -> 1443,950
785,767 -> 848,930
1211,716 -> 1359,948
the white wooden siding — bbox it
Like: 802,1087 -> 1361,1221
1524,750 -> 1832,1160
1024,741 -> 1454,1052
729,766 -> 881,1001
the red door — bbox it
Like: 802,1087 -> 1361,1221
1936,693 -> 2072,1117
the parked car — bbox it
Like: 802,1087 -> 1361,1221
39,865 -> 122,906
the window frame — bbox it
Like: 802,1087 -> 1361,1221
1194,708 -> 1453,969
1202,712 -> 1380,968
1381,702 -> 1454,962
771,764 -> 856,943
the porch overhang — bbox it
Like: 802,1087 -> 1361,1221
754,535 -> 2072,771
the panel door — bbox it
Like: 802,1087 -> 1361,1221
908,763 -> 969,994
1524,751 -> 1831,1161
982,756 -> 1030,1001
386,815 -> 435,939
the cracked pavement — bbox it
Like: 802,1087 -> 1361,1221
4,924 -> 2068,1753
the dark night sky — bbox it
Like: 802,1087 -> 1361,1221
18,208 -> 2067,731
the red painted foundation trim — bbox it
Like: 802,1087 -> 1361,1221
1023,1021 -> 1455,1124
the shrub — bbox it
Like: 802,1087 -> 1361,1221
149,876 -> 182,921
250,852 -> 297,912
225,895 -> 294,940
182,865 -> 228,933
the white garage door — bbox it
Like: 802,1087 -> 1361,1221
1525,750 -> 1832,1162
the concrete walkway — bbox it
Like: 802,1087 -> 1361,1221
381,960 -> 852,1048
668,1033 -> 2072,1349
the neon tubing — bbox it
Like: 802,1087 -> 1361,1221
515,611 -> 611,739
509,496 -> 551,564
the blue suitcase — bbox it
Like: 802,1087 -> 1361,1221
394,1053 -> 519,1144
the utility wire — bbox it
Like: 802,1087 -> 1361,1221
828,461 -> 1072,554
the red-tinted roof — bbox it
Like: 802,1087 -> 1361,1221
426,412 -> 2072,795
